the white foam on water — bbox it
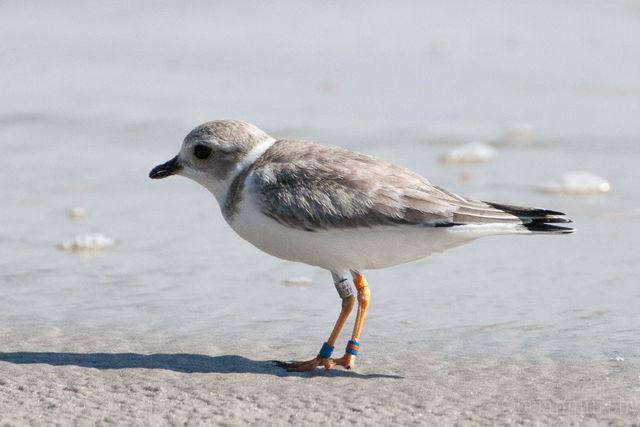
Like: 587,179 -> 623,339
283,276 -> 312,287
542,171 -> 611,195
440,141 -> 497,164
58,233 -> 115,252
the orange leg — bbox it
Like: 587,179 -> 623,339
276,271 -> 371,372
276,272 -> 355,372
331,271 -> 370,370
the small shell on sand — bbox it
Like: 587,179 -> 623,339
66,207 -> 87,219
284,276 -> 312,287
542,171 -> 611,195
440,141 -> 497,164
58,233 -> 115,251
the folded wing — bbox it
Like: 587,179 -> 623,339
248,140 -> 574,234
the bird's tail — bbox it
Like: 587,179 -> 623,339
484,202 -> 575,234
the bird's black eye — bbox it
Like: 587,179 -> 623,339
193,144 -> 212,159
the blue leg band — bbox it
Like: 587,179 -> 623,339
345,340 -> 360,355
318,342 -> 334,359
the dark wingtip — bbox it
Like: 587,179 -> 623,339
541,216 -> 573,224
524,222 -> 576,234
541,209 -> 566,216
485,202 -> 575,234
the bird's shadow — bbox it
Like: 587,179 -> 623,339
0,352 -> 402,379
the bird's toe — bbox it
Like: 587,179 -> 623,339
274,356 -> 334,372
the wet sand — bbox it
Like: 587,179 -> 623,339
2,330 -> 638,425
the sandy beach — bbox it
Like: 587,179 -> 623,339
2,330 -> 638,425
2,0 -> 640,424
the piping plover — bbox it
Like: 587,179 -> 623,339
149,120 -> 574,371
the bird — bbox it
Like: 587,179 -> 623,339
149,120 -> 574,372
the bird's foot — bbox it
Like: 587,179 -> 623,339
329,353 -> 356,370
274,353 -> 356,372
274,356 -> 328,372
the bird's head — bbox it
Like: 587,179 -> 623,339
149,120 -> 275,202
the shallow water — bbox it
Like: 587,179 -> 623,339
1,0 -> 640,423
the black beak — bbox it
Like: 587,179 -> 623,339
149,156 -> 182,179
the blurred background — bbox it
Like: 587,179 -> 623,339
1,0 -> 639,367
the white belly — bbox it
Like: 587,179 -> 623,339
225,191 -> 488,272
